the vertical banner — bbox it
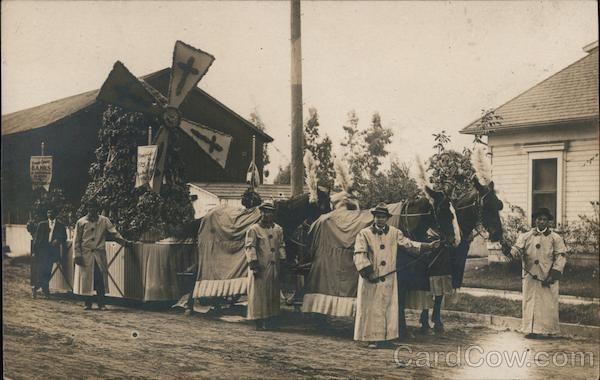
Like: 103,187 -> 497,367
30,156 -> 53,191
135,145 -> 158,188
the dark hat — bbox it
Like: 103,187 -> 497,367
532,208 -> 554,220
370,203 -> 392,217
259,202 -> 276,212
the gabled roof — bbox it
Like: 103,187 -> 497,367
461,44 -> 599,134
190,182 -> 308,200
1,68 -> 273,142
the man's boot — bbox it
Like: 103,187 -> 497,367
32,287 -> 38,299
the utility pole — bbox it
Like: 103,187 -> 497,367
290,0 -> 304,196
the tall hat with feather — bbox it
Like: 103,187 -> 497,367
413,155 -> 434,201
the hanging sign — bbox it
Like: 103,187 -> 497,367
135,145 -> 158,188
30,156 -> 53,191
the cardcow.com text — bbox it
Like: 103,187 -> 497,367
393,345 -> 596,368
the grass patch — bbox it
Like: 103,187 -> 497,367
445,294 -> 600,326
462,262 -> 600,298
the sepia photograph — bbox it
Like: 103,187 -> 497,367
2,1 -> 599,379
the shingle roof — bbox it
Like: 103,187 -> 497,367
1,68 -> 273,142
190,182 -> 308,200
461,45 -> 599,134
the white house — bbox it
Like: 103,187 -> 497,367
461,41 -> 599,226
188,183 -> 306,218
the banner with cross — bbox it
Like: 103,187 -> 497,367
179,120 -> 232,169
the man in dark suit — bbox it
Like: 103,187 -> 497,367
32,208 -> 67,298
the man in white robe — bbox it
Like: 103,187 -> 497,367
353,203 -> 439,348
245,202 -> 286,330
74,199 -> 133,310
511,208 -> 567,338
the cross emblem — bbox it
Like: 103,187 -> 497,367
176,56 -> 199,96
190,128 -> 223,153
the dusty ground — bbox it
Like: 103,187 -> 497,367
3,257 -> 599,380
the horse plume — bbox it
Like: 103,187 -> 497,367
304,151 -> 319,203
413,155 -> 433,197
334,158 -> 353,192
471,147 -> 493,185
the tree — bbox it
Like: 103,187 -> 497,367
78,106 -> 195,241
427,131 -> 476,200
340,110 -> 367,184
274,107 -> 335,187
472,108 -> 502,146
249,108 -> 270,178
363,112 -> 393,177
340,111 -> 394,200
304,108 -> 335,189
358,160 -> 420,209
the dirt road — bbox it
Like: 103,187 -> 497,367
3,257 -> 599,379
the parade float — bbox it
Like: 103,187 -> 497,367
49,41 -> 229,302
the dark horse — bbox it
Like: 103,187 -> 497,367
419,176 -> 504,332
395,187 -> 461,339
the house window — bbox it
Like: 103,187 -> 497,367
526,147 -> 564,227
532,158 -> 557,225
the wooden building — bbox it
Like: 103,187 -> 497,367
1,68 -> 272,224
189,183 -> 308,218
461,42 -> 599,226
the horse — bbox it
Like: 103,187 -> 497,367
418,175 -> 504,332
182,186 -> 331,311
395,187 -> 461,339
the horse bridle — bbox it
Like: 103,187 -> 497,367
399,201 -> 433,241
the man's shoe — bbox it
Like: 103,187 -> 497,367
98,305 -> 108,311
524,333 -> 539,339
32,288 -> 38,299
84,304 -> 93,310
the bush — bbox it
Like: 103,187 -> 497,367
560,201 -> 600,255
499,203 -> 530,257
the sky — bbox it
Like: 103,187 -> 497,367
2,1 -> 598,182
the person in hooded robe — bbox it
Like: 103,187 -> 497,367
244,202 -> 287,330
511,207 -> 567,338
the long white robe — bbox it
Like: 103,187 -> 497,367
513,229 -> 567,334
353,225 -> 422,342
244,223 -> 286,320
73,214 -> 125,296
